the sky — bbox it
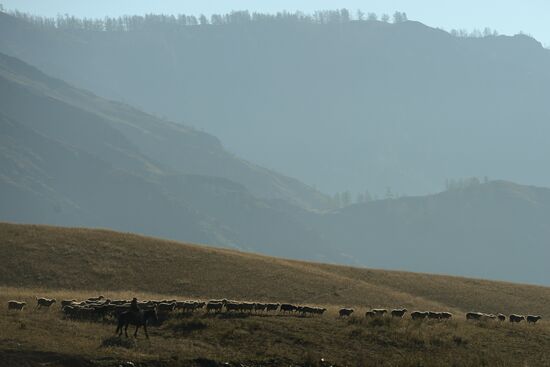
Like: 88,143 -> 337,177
2,0 -> 548,46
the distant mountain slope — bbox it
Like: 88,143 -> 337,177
0,52 -> 335,260
2,222 -> 550,316
0,113 -> 220,243
0,45 -> 331,210
308,181 -> 550,285
2,12 -> 550,195
2,20 -> 550,285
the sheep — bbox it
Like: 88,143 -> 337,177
365,310 -> 376,318
157,302 -> 177,312
114,304 -> 132,315
62,305 -> 79,319
266,303 -> 280,312
466,312 -> 483,321
111,299 -> 130,305
87,296 -> 104,302
62,305 -> 97,320
224,302 -> 241,312
8,300 -> 26,311
298,306 -> 324,316
312,307 -> 327,315
240,302 -> 255,313
411,311 -> 429,320
94,303 -> 117,318
366,308 -> 388,318
206,302 -> 223,313
60,300 -> 77,308
339,308 -> 354,317
35,297 -> 56,310
176,301 -> 203,313
429,311 -> 453,320
526,315 -> 542,324
391,308 -> 408,318
372,309 -> 388,316
509,314 -> 525,323
280,304 -> 297,313
497,313 -> 506,321
254,303 -> 268,312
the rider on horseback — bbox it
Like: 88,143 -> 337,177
116,298 -> 157,339
130,297 -> 140,314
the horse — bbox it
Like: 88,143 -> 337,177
115,308 -> 158,339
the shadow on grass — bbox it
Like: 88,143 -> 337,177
171,319 -> 208,335
100,336 -> 137,349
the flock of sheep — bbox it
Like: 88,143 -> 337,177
6,297 -> 543,325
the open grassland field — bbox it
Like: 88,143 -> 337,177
1,223 -> 550,366
2,288 -> 550,367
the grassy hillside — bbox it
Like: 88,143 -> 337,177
1,223 -> 550,366
2,222 -> 550,315
1,287 -> 550,367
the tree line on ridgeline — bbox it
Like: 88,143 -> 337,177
2,7 -> 503,38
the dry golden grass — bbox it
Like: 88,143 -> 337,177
1,287 -> 550,367
2,222 -> 550,366
2,222 -> 550,314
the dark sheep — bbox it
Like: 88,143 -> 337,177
35,297 -> 56,310
280,304 -> 297,313
339,308 -> 354,317
224,302 -> 241,312
206,302 -> 223,313
466,312 -> 483,320
411,311 -> 429,320
391,308 -> 408,318
526,315 -> 542,324
365,310 -> 376,318
8,300 -> 26,311
509,314 -> 525,323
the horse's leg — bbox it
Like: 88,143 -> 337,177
124,322 -> 129,338
144,323 -> 149,339
134,324 -> 140,338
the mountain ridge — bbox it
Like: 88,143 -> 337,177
0,51 -> 337,261
2,11 -> 549,195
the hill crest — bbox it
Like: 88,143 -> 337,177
2,222 -> 550,316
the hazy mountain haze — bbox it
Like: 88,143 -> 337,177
2,11 -> 548,196
1,7 -> 549,286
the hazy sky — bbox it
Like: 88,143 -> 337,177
2,0 -> 548,46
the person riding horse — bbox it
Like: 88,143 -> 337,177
130,297 -> 139,313
116,298 -> 157,339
